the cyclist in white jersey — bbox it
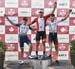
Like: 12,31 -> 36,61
5,15 -> 34,64
47,9 -> 72,63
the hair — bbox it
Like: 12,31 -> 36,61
39,9 -> 44,13
23,17 -> 28,21
50,14 -> 55,17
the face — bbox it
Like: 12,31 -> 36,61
39,12 -> 44,17
23,19 -> 28,24
50,16 -> 55,22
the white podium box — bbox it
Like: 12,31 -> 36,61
29,59 -> 52,69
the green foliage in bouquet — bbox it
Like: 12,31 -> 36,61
70,40 -> 75,54
0,41 -> 6,54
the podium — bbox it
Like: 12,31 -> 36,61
5,56 -> 52,69
30,59 -> 51,69
29,56 -> 52,69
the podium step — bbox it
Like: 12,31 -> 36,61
4,61 -> 33,69
5,60 -> 74,69
5,57 -> 52,69
30,59 -> 52,69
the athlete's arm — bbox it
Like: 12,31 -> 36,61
4,14 -> 19,26
29,18 -> 37,25
29,25 -> 37,31
45,2 -> 57,18
51,2 -> 57,14
61,9 -> 72,21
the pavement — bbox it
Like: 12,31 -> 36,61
4,60 -> 74,69
48,61 -> 74,69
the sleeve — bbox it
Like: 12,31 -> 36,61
56,19 -> 62,25
31,18 -> 37,24
44,14 -> 51,20
29,25 -> 33,30
15,24 -> 21,27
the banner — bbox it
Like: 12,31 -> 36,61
0,0 -> 75,61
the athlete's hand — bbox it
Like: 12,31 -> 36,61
69,9 -> 72,13
4,14 -> 8,18
4,14 -> 6,17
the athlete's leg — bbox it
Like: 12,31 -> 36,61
54,33 -> 58,58
48,33 -> 53,56
19,36 -> 24,60
23,36 -> 33,58
54,33 -> 59,63
54,43 -> 58,57
36,41 -> 40,55
54,43 -> 59,63
28,43 -> 32,56
42,31 -> 46,59
33,32 -> 40,58
25,36 -> 32,55
42,39 -> 46,55
20,47 -> 24,60
27,43 -> 33,59
49,41 -> 53,56
19,36 -> 25,64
